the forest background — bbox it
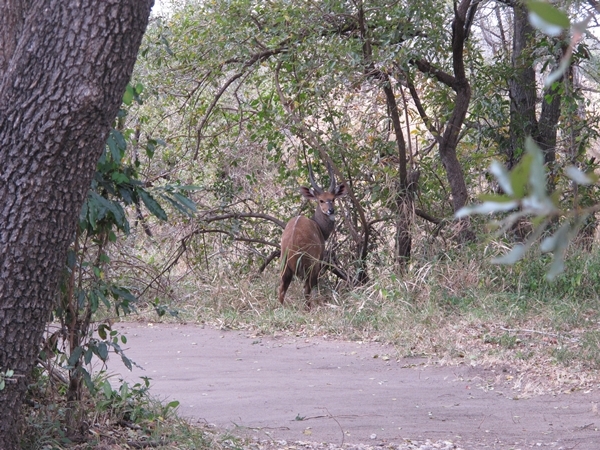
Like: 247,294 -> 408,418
111,0 -> 600,359
108,0 -> 600,385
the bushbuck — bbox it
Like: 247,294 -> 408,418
278,163 -> 347,307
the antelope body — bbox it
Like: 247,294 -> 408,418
278,164 -> 346,307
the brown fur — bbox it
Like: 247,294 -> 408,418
278,166 -> 346,307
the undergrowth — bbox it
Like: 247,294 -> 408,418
21,369 -> 231,449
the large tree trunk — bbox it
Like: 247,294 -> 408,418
382,82 -> 413,263
358,1 -> 413,264
0,1 -> 153,448
507,1 -> 538,169
508,1 -> 563,173
440,0 -> 473,215
411,0 -> 476,242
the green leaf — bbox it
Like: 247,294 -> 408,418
173,192 -> 197,213
112,129 -> 127,153
106,133 -> 122,164
111,172 -> 129,184
89,290 -> 99,313
121,354 -> 133,371
110,286 -> 137,304
166,400 -> 180,410
77,289 -> 86,308
455,200 -> 519,218
489,161 -> 514,196
139,189 -> 168,221
118,186 -> 135,205
525,137 -> 547,200
66,249 -> 77,270
527,1 -> 570,36
546,257 -> 565,280
544,57 -> 570,88
565,166 -> 596,185
173,184 -> 203,191
145,141 -> 156,158
102,380 -> 114,398
160,192 -> 196,217
492,243 -> 527,265
98,290 -> 110,308
79,200 -> 89,228
82,369 -> 95,394
510,152 -> 533,198
98,324 -> 108,340
106,129 -> 127,164
97,342 -> 109,361
478,194 -> 517,203
123,84 -> 134,106
84,348 -> 93,365
86,197 -> 98,229
67,346 -> 83,368
89,192 -> 129,232
540,221 -> 570,253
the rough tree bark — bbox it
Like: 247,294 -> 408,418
507,1 -> 538,169
0,1 -> 153,448
508,0 -> 564,171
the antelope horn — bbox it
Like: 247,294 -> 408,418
327,162 -> 336,193
308,162 -> 323,194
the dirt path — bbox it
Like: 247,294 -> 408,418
108,323 -> 600,449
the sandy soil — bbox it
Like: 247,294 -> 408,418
107,323 -> 600,449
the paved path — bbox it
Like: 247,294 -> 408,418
108,323 -> 600,449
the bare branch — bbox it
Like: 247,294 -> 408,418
258,250 -> 281,274
201,212 -> 286,229
404,72 -> 442,144
194,47 -> 287,159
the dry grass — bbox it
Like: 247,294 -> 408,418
123,244 -> 600,397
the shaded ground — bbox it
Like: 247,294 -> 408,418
109,323 -> 600,449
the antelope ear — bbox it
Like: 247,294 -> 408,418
299,186 -> 317,199
335,183 -> 347,197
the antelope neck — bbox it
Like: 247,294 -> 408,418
312,210 -> 335,240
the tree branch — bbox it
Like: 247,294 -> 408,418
194,47 -> 287,159
258,250 -> 281,274
412,58 -> 458,89
404,72 -> 442,143
200,211 -> 286,229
